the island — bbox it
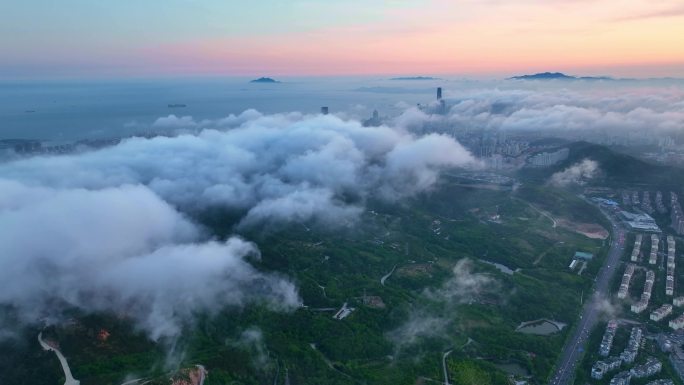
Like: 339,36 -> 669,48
509,72 -> 613,81
250,77 -> 280,83
390,76 -> 439,81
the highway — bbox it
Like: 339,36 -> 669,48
550,206 -> 626,385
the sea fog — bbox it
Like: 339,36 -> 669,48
1,75 -> 681,141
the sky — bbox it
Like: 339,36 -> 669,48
1,0 -> 684,78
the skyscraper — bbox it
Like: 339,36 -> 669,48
437,87 -> 442,100
321,106 -> 329,115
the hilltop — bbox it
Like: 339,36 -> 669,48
519,141 -> 684,187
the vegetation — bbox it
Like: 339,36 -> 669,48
1,160 -> 615,385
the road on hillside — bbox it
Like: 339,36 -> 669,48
549,206 -> 625,385
38,332 -> 80,385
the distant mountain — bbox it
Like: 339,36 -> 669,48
250,77 -> 279,83
390,76 -> 439,81
509,72 -> 613,81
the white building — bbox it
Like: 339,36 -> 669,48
631,234 -> 643,262
669,314 -> 684,330
618,264 -> 635,299
650,304 -> 673,321
649,234 -> 660,264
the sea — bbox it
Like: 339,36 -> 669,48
0,76 -> 446,141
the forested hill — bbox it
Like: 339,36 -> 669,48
518,141 -> 684,188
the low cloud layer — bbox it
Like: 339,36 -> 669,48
388,259 -> 496,352
0,111 -> 475,340
0,180 -> 299,340
423,258 -> 496,304
2,111 -> 475,226
439,86 -> 684,141
549,159 -> 600,187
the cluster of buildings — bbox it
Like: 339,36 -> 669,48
630,357 -> 663,379
631,270 -> 655,313
650,235 -> 660,265
456,133 -> 531,171
527,148 -> 569,167
609,371 -> 632,385
645,380 -> 674,385
593,326 -> 645,381
600,320 -> 619,356
642,191 -> 655,214
1,137 -> 130,157
362,109 -> 382,127
621,211 -> 661,232
606,357 -> 663,385
656,191 -> 667,214
674,297 -> 684,307
659,332 -> 684,379
668,314 -> 684,330
667,235 -> 676,296
416,87 -> 447,116
592,189 -> 684,383
671,192 -> 684,235
618,264 -> 636,299
621,327 -> 643,364
668,291 -> 684,329
651,304 -> 674,322
593,357 -> 623,379
631,235 -> 643,262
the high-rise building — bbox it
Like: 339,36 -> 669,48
321,106 -> 329,115
437,87 -> 442,100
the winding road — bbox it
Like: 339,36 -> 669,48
38,332 -> 80,385
442,350 -> 453,385
549,205 -> 625,385
380,265 -> 397,286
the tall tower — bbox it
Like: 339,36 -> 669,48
321,106 -> 329,115
437,87 -> 442,100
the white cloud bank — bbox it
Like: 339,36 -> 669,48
1,111 -> 475,226
549,159 -> 599,187
442,86 -> 684,137
0,180 -> 299,340
0,111 -> 475,340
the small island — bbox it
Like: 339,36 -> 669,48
509,72 -> 613,81
250,77 -> 280,83
390,76 -> 439,81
